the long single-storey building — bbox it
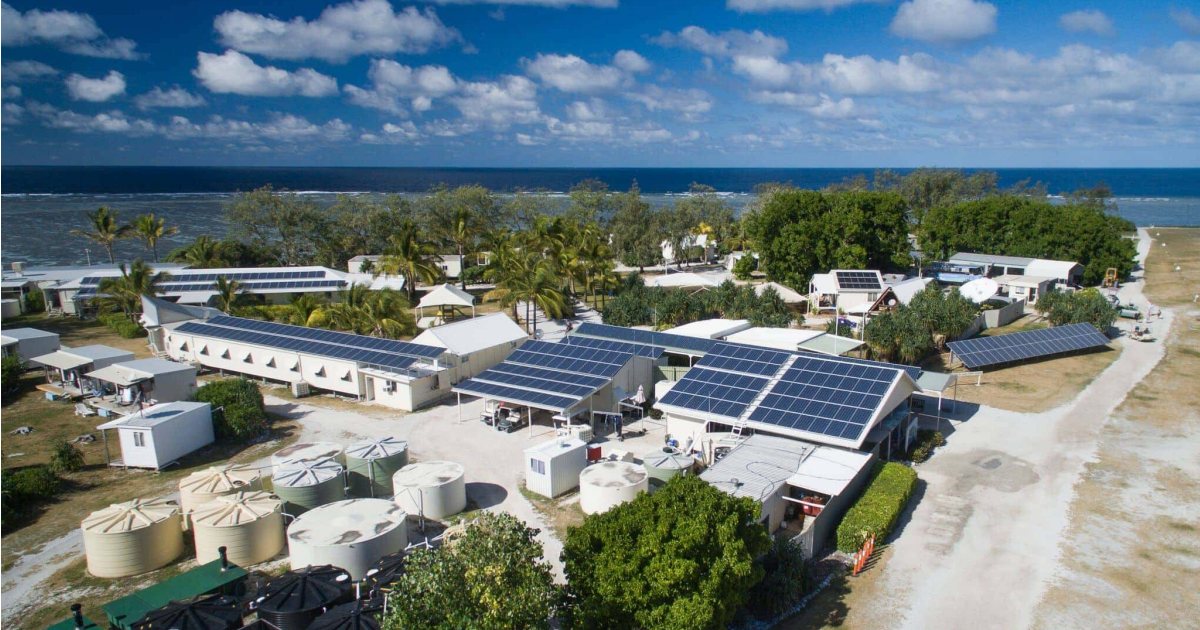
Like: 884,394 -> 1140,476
947,252 -> 1084,287
412,313 -> 528,383
86,358 -> 197,408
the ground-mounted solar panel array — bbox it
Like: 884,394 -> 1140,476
946,323 -> 1110,369
835,271 -> 883,291
572,322 -> 717,354
174,321 -> 424,373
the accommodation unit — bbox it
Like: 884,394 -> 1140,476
994,274 -> 1055,305
86,358 -> 197,406
1,277 -> 36,313
412,313 -> 528,384
0,327 -> 60,363
722,327 -> 864,357
162,315 -> 450,411
701,434 -> 874,557
807,270 -> 886,314
31,345 -> 135,392
948,253 -> 1084,287
97,401 -> 215,470
524,436 -> 589,498
661,233 -> 716,265
663,319 -> 751,340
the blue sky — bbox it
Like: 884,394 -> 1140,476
1,0 -> 1198,167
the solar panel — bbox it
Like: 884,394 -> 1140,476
572,322 -> 717,354
562,334 -> 665,359
946,323 -> 1110,369
835,271 -> 883,291
452,379 -> 577,411
504,339 -> 633,378
747,354 -> 903,444
208,316 -> 445,359
800,351 -> 923,381
174,321 -> 419,372
485,362 -> 609,390
472,366 -> 598,398
658,367 -> 769,419
696,342 -> 791,376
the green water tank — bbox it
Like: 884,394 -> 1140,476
345,437 -> 409,498
273,460 -> 346,516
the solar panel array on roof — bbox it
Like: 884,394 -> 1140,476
657,368 -> 768,418
748,354 -> 902,443
946,322 -> 1110,369
835,271 -> 883,291
572,322 -> 716,354
207,316 -> 445,359
503,339 -> 631,378
80,270 -> 328,286
696,342 -> 791,376
561,334 -> 665,359
796,351 -> 923,381
454,380 -> 577,411
77,279 -> 346,298
175,321 -> 421,372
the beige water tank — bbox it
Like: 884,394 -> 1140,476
287,499 -> 408,580
178,464 -> 264,527
82,497 -> 184,578
191,490 -> 285,567
272,442 -> 345,473
391,461 -> 466,520
579,462 -> 648,515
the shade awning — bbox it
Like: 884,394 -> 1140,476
86,365 -> 149,387
31,351 -> 91,371
418,283 -> 475,309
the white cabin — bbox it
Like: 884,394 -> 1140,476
524,437 -> 589,498
86,358 -> 197,406
412,313 -> 528,383
98,401 -> 215,470
0,327 -> 60,363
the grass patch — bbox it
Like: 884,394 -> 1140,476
518,485 -> 586,540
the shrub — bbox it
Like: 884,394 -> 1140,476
907,430 -> 946,464
732,254 -> 757,280
194,378 -> 268,440
2,465 -> 62,531
98,312 -> 146,339
49,441 -> 85,474
2,355 -> 23,399
836,462 -> 918,553
23,290 -> 45,314
746,538 -> 808,620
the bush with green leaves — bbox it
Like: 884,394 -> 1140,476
602,278 -> 799,330
1034,288 -> 1117,331
746,537 -> 808,620
732,254 -> 757,280
193,378 -> 268,439
836,462 -> 918,553
562,475 -> 771,630
382,512 -> 558,630
49,440 -> 85,474
98,312 -> 146,338
23,290 -> 45,314
907,430 -> 946,464
1,465 -> 62,531
2,354 -> 23,400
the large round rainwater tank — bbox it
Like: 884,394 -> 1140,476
253,565 -> 353,630
191,490 -> 285,567
287,499 -> 408,580
390,461 -> 466,520
271,442 -> 345,473
579,461 -> 648,515
82,497 -> 184,578
178,464 -> 263,528
131,594 -> 243,630
642,451 -> 695,486
273,460 -> 345,516
344,437 -> 409,498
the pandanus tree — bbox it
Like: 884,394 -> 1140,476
131,213 -> 179,262
378,220 -> 442,302
72,206 -> 131,264
97,259 -> 171,320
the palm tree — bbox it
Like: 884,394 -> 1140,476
319,288 -> 416,339
446,207 -> 475,290
378,220 -> 442,302
288,293 -> 327,327
486,249 -> 567,335
71,206 -> 131,264
213,276 -> 244,313
167,235 -> 230,268
97,259 -> 171,319
131,213 -> 179,262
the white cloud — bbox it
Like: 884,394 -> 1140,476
523,53 -> 625,92
652,26 -> 787,59
65,70 -> 126,102
344,59 -> 458,114
1,2 -> 140,59
1169,8 -> 1200,35
732,55 -> 797,86
194,51 -> 338,97
626,85 -> 713,120
1060,10 -> 1114,36
564,98 -> 610,121
819,53 -> 939,94
214,0 -> 460,63
134,87 -> 207,110
162,113 -> 352,144
890,0 -> 997,43
613,50 -> 650,74
450,75 -> 542,127
727,0 -> 882,12
27,101 -> 155,134
2,60 -> 59,82
3,85 -> 21,99
3,102 -> 23,125
431,0 -> 616,5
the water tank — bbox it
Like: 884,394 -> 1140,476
390,461 -> 466,520
273,460 -> 346,516
81,497 -> 184,578
344,437 -> 409,498
306,598 -> 383,630
178,464 -> 264,527
253,565 -> 352,630
131,594 -> 243,630
363,551 -> 406,593
579,462 -> 649,515
287,499 -> 408,581
642,451 -> 695,486
191,490 -> 285,567
271,442 -> 345,473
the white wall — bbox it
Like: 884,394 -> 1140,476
445,337 -> 525,383
168,331 -> 308,386
368,371 -> 450,411
147,367 -> 197,403
836,292 -> 877,312
11,335 -> 59,363
119,406 -> 214,470
526,442 -> 588,498
665,412 -> 707,449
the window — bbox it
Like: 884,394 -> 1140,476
530,458 -> 545,475
133,432 -> 145,447
179,342 -> 188,352
199,346 -> 209,356
220,349 -> 230,359
265,357 -> 276,368
315,367 -> 326,377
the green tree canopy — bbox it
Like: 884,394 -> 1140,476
71,206 -> 132,264
608,181 -> 664,270
226,186 -> 330,266
382,512 -> 557,630
562,475 -> 771,630
1033,288 -> 1117,330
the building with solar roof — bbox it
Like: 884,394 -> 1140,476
807,270 -> 887,314
412,313 -> 529,383
161,315 -> 451,411
947,252 -> 1084,287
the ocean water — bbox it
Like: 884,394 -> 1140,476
2,166 -> 1197,266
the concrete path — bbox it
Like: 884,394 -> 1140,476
850,229 -> 1171,630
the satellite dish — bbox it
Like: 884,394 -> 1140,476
960,278 -> 999,303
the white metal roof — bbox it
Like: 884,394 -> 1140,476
949,252 -> 1034,267
412,312 -> 526,356
525,436 -> 588,458
86,358 -> 192,385
140,295 -> 222,327
787,445 -> 872,497
646,272 -> 721,288
67,345 -> 135,362
809,273 -> 838,295
753,281 -> 806,304
888,277 -> 933,305
724,327 -> 826,351
1024,259 -> 1082,279
701,434 -> 813,503
797,334 -> 864,356
98,400 -> 210,429
995,274 -> 1055,288
417,283 -> 476,309
0,327 -> 58,341
32,345 -> 133,370
663,318 -> 751,340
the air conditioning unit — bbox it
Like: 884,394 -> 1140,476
291,382 -> 310,398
